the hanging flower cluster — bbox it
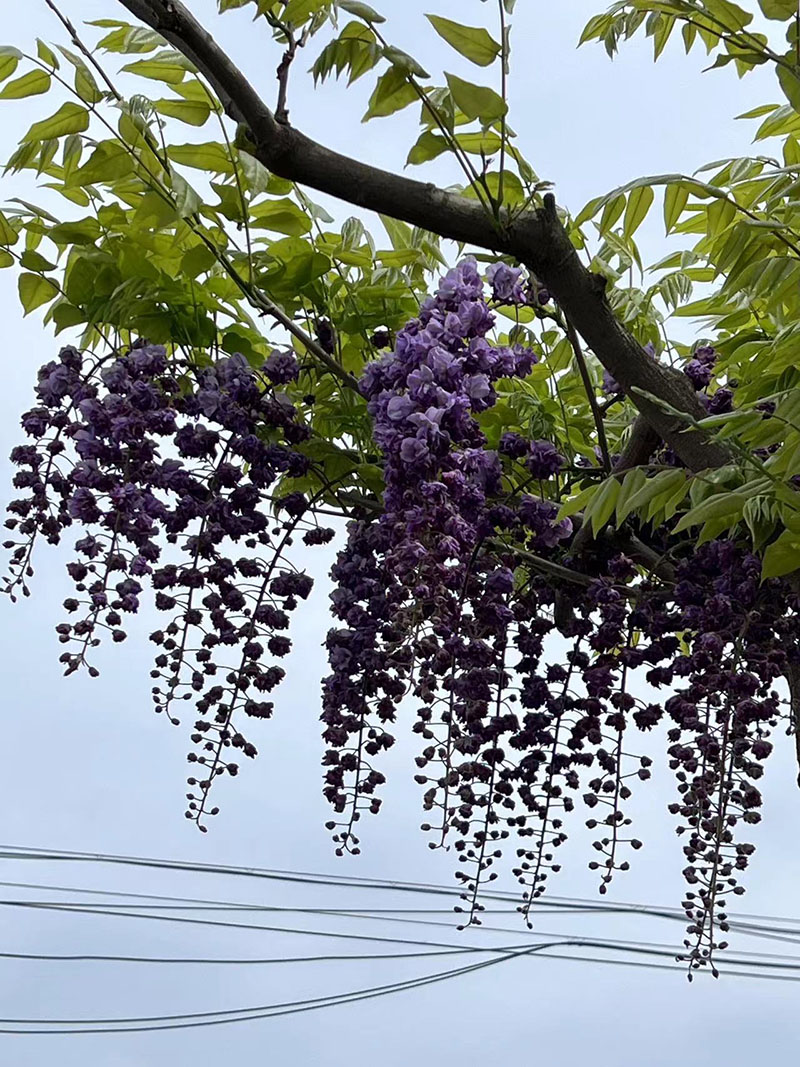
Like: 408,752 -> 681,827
322,260 -> 800,966
5,260 -> 800,978
4,341 -> 329,829
322,258 -> 559,862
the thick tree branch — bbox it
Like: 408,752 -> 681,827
615,416 -> 662,473
117,0 -> 730,474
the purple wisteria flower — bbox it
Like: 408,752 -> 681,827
3,341 -> 326,829
486,262 -> 526,305
264,350 -> 299,384
322,258 -> 577,872
526,439 -> 565,480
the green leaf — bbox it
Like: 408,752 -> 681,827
556,481 -> 598,521
579,13 -> 613,45
672,492 -> 747,534
406,130 -> 448,165
171,173 -> 201,217
36,39 -> 59,69
382,46 -> 429,78
312,24 -> 381,86
19,249 -> 55,271
0,249 -> 12,268
69,141 -> 134,186
49,218 -> 102,246
251,198 -> 313,235
587,476 -> 621,536
234,151 -> 269,196
444,72 -> 506,123
18,272 -> 58,314
260,236 -> 331,295
664,182 -> 690,233
91,21 -> 164,54
456,131 -> 502,155
22,103 -> 88,142
777,63 -> 800,114
381,215 -> 412,249
50,300 -> 86,334
0,46 -> 22,83
700,0 -> 752,31
338,0 -> 386,21
376,248 -> 419,267
168,142 -> 234,174
56,46 -> 104,104
600,194 -> 626,232
0,69 -> 50,99
282,0 -> 327,23
76,66 -> 103,104
623,185 -> 654,238
154,97 -> 211,126
181,243 -> 217,279
614,467 -> 646,525
618,469 -> 686,524
363,66 -> 417,120
0,211 -> 19,246
121,50 -> 193,84
758,0 -> 796,19
762,531 -> 800,578
426,15 -> 501,67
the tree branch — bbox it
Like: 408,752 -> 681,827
615,416 -> 662,473
116,0 -> 730,473
556,309 -> 611,472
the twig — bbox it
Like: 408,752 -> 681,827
264,14 -> 299,125
497,0 -> 508,210
560,312 -> 611,472
43,0 -> 125,101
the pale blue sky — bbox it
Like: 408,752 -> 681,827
2,1 -> 800,1064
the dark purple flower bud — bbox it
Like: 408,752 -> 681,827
684,359 -> 713,390
67,488 -> 101,524
315,318 -> 336,355
264,350 -> 299,384
526,440 -> 564,479
499,432 -> 529,459
370,329 -> 391,349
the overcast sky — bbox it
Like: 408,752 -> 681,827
2,1 -> 800,1063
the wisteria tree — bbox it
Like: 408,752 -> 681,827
4,0 -> 800,976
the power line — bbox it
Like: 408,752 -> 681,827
5,844 -> 800,933
6,893 -> 800,972
0,948 -> 477,966
8,936 -> 800,1035
0,943 -> 551,1034
6,843 -> 800,1036
2,880 -> 800,956
0,898 -> 529,954
6,876 -> 800,974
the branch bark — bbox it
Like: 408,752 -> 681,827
117,0 -> 730,474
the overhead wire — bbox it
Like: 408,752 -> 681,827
5,893 -> 800,972
0,943 -> 560,1034
2,879 -> 800,956
6,843 -> 800,933
8,936 -> 800,1035
6,843 -> 800,1035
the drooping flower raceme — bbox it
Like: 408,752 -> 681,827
6,262 -> 800,977
4,341 -> 330,829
